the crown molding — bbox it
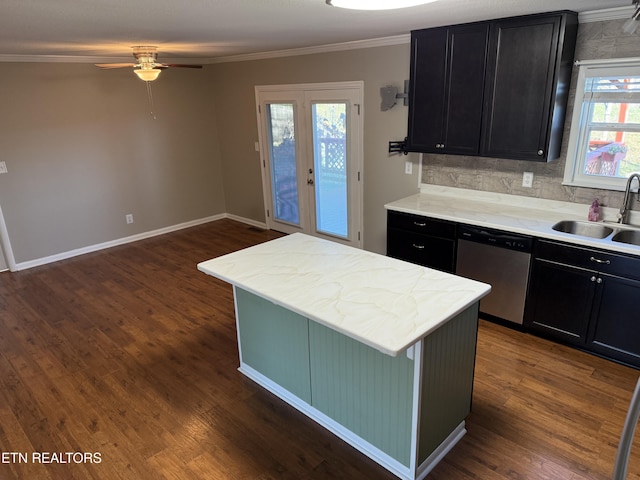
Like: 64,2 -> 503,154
0,54 -> 132,64
0,35 -> 411,65
208,34 -> 411,64
0,7 -> 633,65
0,54 -> 214,64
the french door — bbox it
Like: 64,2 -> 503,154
256,82 -> 363,248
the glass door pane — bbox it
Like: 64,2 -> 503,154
311,103 -> 348,238
267,103 -> 300,226
257,82 -> 362,248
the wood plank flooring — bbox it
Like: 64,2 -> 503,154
0,219 -> 638,479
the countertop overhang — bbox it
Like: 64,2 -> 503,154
197,233 -> 490,357
385,186 -> 640,257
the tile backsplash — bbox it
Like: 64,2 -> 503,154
421,18 -> 638,213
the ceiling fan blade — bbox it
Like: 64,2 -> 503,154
95,63 -> 136,69
163,64 -> 203,69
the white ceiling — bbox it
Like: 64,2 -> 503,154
0,0 -> 634,64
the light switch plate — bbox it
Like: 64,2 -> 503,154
0,161 -> 7,174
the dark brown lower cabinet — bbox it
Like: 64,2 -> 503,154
588,274 -> 640,368
386,211 -> 457,273
525,239 -> 640,368
524,257 -> 596,346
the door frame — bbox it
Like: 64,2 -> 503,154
0,204 -> 16,272
255,81 -> 364,248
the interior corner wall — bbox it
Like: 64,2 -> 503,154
208,43 -> 420,255
0,62 -> 227,266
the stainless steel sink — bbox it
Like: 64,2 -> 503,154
612,229 -> 640,246
551,220 -> 614,239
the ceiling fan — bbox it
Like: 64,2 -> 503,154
95,46 -> 203,81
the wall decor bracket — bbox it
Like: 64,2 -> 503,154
380,80 -> 409,111
389,137 -> 409,155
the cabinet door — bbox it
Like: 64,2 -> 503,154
481,14 -> 561,160
588,274 -> 640,368
443,24 -> 490,155
408,24 -> 488,154
524,257 -> 596,345
407,27 -> 447,153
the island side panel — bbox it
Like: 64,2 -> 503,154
308,321 -> 415,467
418,303 -> 479,463
234,287 -> 312,403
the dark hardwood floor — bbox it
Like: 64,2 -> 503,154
0,219 -> 638,479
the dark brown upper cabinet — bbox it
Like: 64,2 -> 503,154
407,24 -> 489,155
407,11 -> 578,162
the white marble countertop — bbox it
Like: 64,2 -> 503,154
385,185 -> 640,257
197,233 -> 490,357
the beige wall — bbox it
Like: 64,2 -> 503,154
0,62 -> 227,265
420,18 -> 639,213
0,44 -> 420,265
209,45 -> 420,253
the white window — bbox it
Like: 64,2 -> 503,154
564,59 -> 640,191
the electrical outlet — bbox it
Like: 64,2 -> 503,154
405,161 -> 413,175
0,161 -> 7,174
522,172 -> 533,188
125,214 -> 134,224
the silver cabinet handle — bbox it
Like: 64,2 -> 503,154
413,221 -> 426,227
590,256 -> 611,265
590,276 -> 603,284
412,244 -> 425,250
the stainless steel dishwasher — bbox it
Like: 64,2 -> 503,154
455,225 -> 533,325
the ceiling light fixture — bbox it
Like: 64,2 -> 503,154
326,0 -> 438,10
134,68 -> 162,82
623,1 -> 640,34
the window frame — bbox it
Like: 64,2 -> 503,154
563,58 -> 640,191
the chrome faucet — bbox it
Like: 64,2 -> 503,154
618,172 -> 640,224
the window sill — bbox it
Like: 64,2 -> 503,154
562,178 -> 626,192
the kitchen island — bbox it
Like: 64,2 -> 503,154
197,233 -> 490,480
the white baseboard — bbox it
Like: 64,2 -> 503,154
238,363 -> 412,480
225,214 -> 267,230
239,362 -> 466,480
12,213 -> 265,271
414,422 -> 466,480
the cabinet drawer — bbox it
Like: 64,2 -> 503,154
534,239 -> 640,280
387,228 -> 456,273
387,211 -> 456,238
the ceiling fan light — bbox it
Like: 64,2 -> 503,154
326,0 -> 438,10
134,68 -> 161,82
